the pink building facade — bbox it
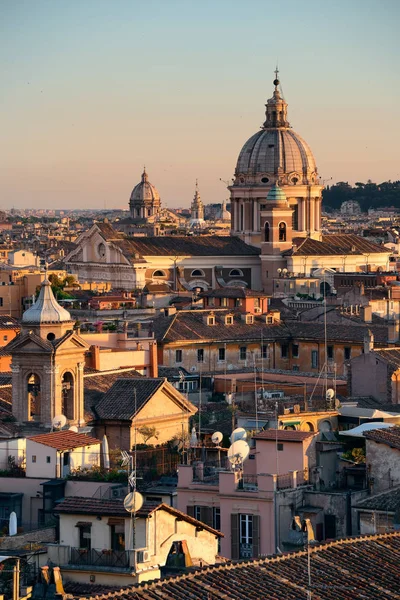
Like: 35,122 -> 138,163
177,430 -> 317,559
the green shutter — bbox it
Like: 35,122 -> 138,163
231,513 -> 239,559
252,515 -> 260,558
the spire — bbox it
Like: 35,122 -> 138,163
263,69 -> 289,129
141,166 -> 148,183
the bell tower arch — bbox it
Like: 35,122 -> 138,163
7,278 -> 89,429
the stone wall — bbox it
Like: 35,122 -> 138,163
0,526 -> 55,550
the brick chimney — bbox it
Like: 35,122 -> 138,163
363,330 -> 374,354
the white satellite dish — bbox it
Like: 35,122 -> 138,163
230,427 -> 247,444
326,389 -> 335,400
211,431 -> 223,445
123,491 -> 144,514
228,440 -> 250,466
68,425 -> 78,433
52,414 -> 67,430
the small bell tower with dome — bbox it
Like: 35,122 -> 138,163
6,277 -> 89,429
260,183 -> 293,293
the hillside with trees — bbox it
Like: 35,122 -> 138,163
322,180 -> 400,213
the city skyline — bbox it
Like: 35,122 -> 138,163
1,0 -> 399,210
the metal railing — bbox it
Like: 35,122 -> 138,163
69,547 -> 132,569
276,473 -> 292,490
237,474 -> 258,491
297,468 -> 309,486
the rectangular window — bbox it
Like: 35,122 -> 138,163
213,507 -> 221,531
292,365 -> 299,372
311,350 -> 318,369
110,522 -> 125,551
239,347 -> 247,361
3,336 -> 7,342
327,345 -> 334,360
292,344 -> 299,358
208,316 -> 215,325
194,506 -> 201,521
239,514 -> 253,558
218,347 -> 226,362
197,348 -> 204,363
261,345 -> 268,359
344,347 -> 351,360
226,315 -> 233,325
46,456 -> 51,463
0,299 -> 3,307
79,525 -> 92,550
32,455 -> 36,463
281,344 -> 288,359
176,349 -> 182,363
277,443 -> 284,451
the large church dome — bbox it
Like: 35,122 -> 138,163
130,168 -> 160,205
234,73 -> 318,187
129,168 -> 161,221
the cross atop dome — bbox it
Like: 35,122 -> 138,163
263,69 -> 289,129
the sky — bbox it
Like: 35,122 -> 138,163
1,0 -> 399,210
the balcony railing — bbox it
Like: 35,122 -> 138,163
69,547 -> 132,569
276,473 -> 292,490
237,475 -> 258,491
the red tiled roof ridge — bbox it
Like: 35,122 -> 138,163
77,531 -> 400,600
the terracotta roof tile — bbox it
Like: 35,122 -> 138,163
254,429 -> 316,442
74,532 -> 400,600
286,234 -> 389,257
27,430 -> 101,450
355,485 -> 400,512
364,425 -> 400,450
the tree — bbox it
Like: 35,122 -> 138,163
137,426 -> 159,445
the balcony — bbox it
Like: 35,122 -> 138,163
237,475 -> 258,491
47,545 -> 135,572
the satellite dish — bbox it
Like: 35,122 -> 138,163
335,398 -> 341,409
52,414 -> 67,430
123,491 -> 143,514
211,431 -> 223,445
326,389 -> 335,400
230,427 -> 247,444
69,425 -> 78,433
228,440 -> 250,466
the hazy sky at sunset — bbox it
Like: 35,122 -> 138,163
1,0 -> 399,210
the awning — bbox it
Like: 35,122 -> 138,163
282,420 -> 301,427
75,521 -> 92,528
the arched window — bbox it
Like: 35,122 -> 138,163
278,222 -> 286,242
264,221 -> 270,242
229,269 -> 243,277
152,270 -> 166,278
62,371 -> 75,421
27,373 -> 41,422
191,269 -> 205,277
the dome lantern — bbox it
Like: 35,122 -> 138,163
22,278 -> 72,325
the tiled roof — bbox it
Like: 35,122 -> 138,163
286,234 -> 389,256
54,498 -> 222,537
254,429 -> 315,442
95,222 -> 124,241
355,485 -> 400,512
84,368 -> 144,416
115,235 -> 260,258
152,309 -> 389,345
364,426 -> 400,450
77,532 -> 400,600
373,348 -> 400,369
200,288 -> 269,299
0,317 -> 19,330
28,430 -> 101,450
93,378 -> 165,420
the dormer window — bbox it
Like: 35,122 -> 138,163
246,314 -> 254,324
225,315 -> 234,325
207,315 -> 215,326
266,315 -> 273,324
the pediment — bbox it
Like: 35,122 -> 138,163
54,333 -> 90,352
7,333 -> 53,354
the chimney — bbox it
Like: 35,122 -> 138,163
149,341 -> 158,377
388,320 -> 400,346
361,305 -> 372,323
364,330 -> 374,354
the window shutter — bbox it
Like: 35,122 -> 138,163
231,513 -> 239,559
186,506 -> 195,517
252,515 -> 260,558
201,507 -> 213,527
